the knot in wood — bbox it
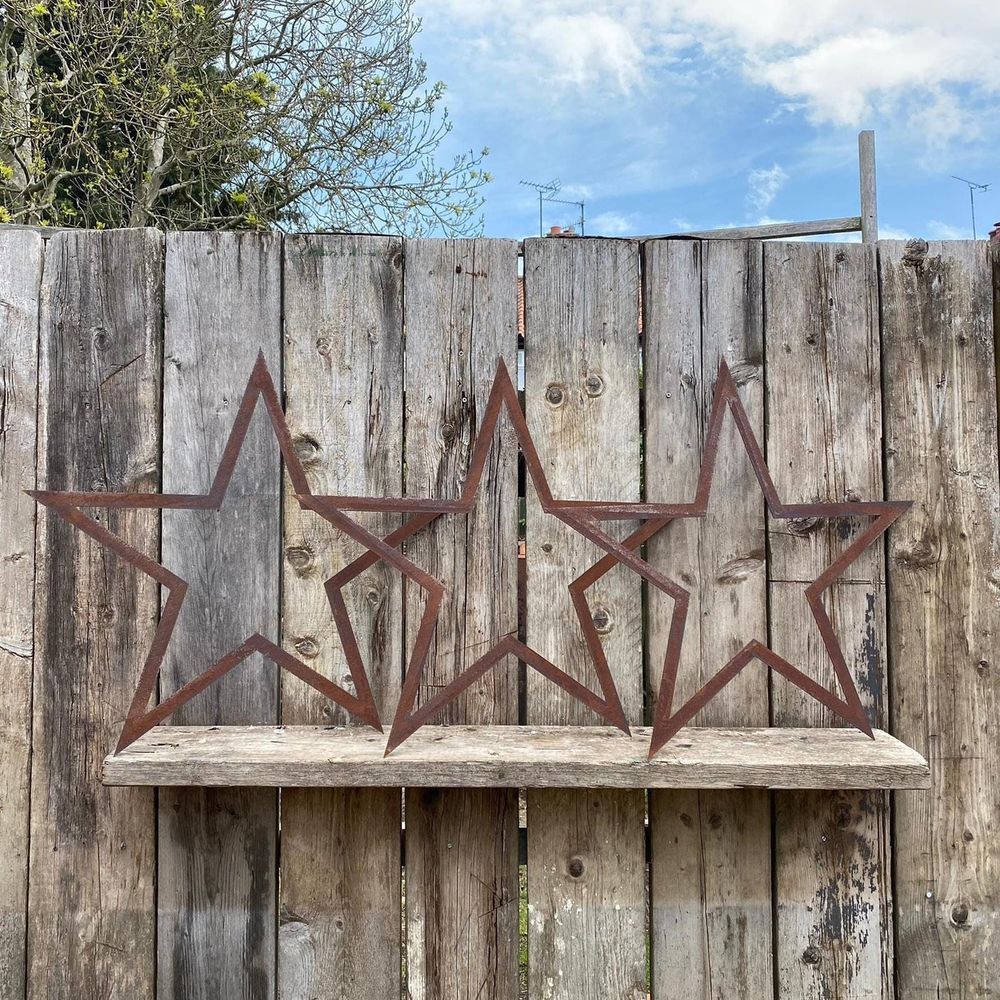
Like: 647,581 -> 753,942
92,328 -> 109,351
315,336 -> 332,357
591,605 -> 613,634
801,945 -> 822,966
583,372 -> 605,397
951,903 -> 969,926
294,636 -> 320,659
567,856 -> 585,878
545,383 -> 565,407
286,545 -> 315,574
293,434 -> 321,464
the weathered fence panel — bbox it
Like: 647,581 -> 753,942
645,238 -> 773,999
766,242 -> 892,999
524,237 -> 647,1000
403,239 -> 520,1000
882,240 -> 1000,998
1,230 -> 997,1000
0,230 -> 43,1000
28,229 -> 161,998
278,234 -> 405,1000
157,232 -> 282,998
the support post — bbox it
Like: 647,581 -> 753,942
859,130 -> 878,243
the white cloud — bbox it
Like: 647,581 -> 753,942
418,0 -> 1000,137
928,220 -> 973,240
587,211 -> 634,235
746,164 -> 788,213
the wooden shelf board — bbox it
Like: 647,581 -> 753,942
102,725 -> 929,790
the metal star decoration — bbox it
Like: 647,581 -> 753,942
30,353 -> 383,751
566,358 -> 911,760
303,359 -> 647,753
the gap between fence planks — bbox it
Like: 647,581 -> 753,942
883,240 -> 1000,998
278,234 -> 404,1000
0,230 -> 43,1000
523,237 -> 647,1000
766,242 -> 893,999
27,229 -> 162,998
402,239 -> 520,1000
156,233 -> 282,999
644,238 -> 775,999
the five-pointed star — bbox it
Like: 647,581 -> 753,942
569,359 -> 911,759
303,358 -> 659,754
30,353 -> 383,751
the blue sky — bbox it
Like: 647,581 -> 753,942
414,1 -> 1000,240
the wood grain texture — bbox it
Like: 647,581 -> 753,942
523,236 -> 646,1000
644,239 -> 774,999
402,239 -> 519,1000
882,240 -> 1000,998
157,232 -> 281,999
28,229 -> 162,999
765,242 -> 892,1000
0,230 -> 42,1000
279,234 -> 404,1000
102,725 -> 930,789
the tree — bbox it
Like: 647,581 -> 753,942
0,0 -> 489,232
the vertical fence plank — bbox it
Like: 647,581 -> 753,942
279,234 -> 404,999
645,239 -> 773,998
402,238 -> 520,1000
157,232 -> 281,999
765,242 -> 892,999
523,236 -> 646,1000
882,240 -> 1000,997
28,229 -> 161,998
0,230 -> 43,1000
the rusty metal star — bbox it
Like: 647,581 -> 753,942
302,359 -> 654,754
566,359 -> 911,759
30,352 -> 383,751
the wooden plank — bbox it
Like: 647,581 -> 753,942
157,232 -> 281,999
28,229 -> 162,998
402,239 -> 520,1000
644,239 -> 774,999
278,234 -> 404,1000
523,237 -> 646,1000
0,230 -> 43,1000
634,217 -> 862,242
882,240 -> 1000,998
765,242 -> 892,999
102,725 -> 929,789
858,131 -> 878,244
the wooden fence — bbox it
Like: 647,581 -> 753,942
0,229 -> 997,999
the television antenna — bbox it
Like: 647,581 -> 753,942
520,178 -> 586,237
951,175 -> 991,239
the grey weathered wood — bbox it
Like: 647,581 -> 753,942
157,232 -> 281,999
402,239 -> 520,1000
0,230 -> 43,1000
644,239 -> 774,999
523,236 -> 646,1000
882,240 -> 1000,998
278,234 -> 404,1000
858,131 -> 878,243
634,217 -> 862,242
28,229 -> 161,998
102,725 -> 930,789
765,242 -> 892,999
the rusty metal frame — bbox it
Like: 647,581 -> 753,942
559,359 -> 910,758
30,353 -> 383,751
34,350 -> 909,761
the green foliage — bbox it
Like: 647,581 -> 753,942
0,0 -> 488,233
